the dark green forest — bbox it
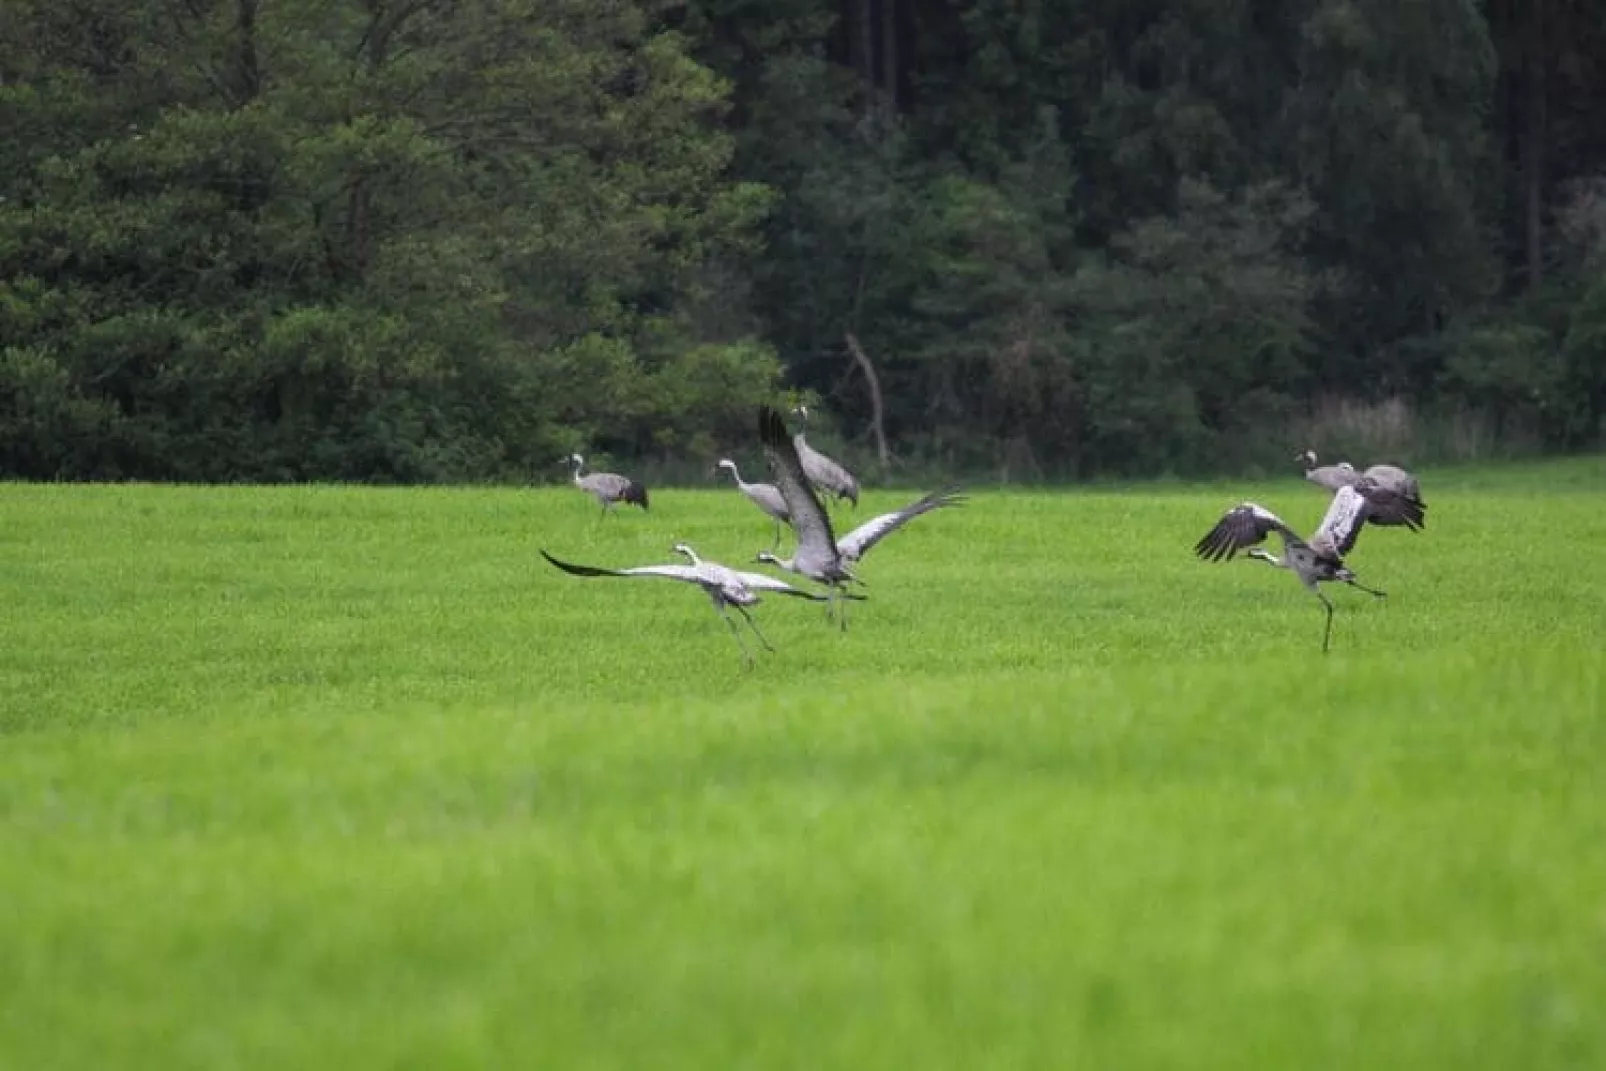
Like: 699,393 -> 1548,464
2,0 -> 1604,482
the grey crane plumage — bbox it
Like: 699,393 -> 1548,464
1194,483 -> 1423,653
1298,450 -> 1359,493
1298,450 -> 1426,528
790,405 -> 860,507
565,453 -> 648,515
1358,461 -> 1422,501
755,485 -> 965,577
715,458 -> 791,550
757,405 -> 861,629
540,543 -> 842,667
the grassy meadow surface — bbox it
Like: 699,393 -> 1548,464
1,456 -> 1603,1068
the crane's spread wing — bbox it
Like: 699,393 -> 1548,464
836,486 -> 966,561
728,569 -> 832,600
540,550 -> 700,584
759,406 -> 839,562
1352,476 -> 1425,531
1193,502 -> 1294,562
733,568 -> 868,602
1311,484 -> 1372,557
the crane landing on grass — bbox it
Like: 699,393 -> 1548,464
1193,483 -> 1423,653
755,485 -> 965,574
540,543 -> 853,667
757,405 -> 863,629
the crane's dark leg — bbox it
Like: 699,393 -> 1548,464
1344,577 -> 1387,599
821,585 -> 848,629
734,605 -> 775,652
1317,591 -> 1335,654
717,606 -> 755,668
770,519 -> 783,552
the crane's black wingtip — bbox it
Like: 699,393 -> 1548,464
540,549 -> 606,578
1192,527 -> 1236,562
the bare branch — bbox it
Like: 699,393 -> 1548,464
844,331 -> 891,472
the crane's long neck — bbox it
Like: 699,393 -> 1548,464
724,462 -> 744,485
569,457 -> 585,482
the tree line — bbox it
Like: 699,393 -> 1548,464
2,0 -> 1603,483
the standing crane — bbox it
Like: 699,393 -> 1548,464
714,458 -> 791,550
1298,450 -> 1427,528
564,453 -> 648,516
1193,482 -> 1424,653
790,405 -> 860,507
539,543 -> 850,667
756,405 -> 863,629
755,485 -> 965,575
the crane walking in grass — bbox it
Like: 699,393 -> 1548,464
540,543 -> 850,667
715,458 -> 791,551
564,454 -> 649,516
1193,483 -> 1423,653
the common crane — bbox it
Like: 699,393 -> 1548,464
1357,461 -> 1422,502
790,405 -> 860,507
1298,451 -> 1358,493
755,485 -> 965,576
1193,483 -> 1423,653
757,405 -> 862,629
540,543 -> 848,667
1298,450 -> 1426,528
715,458 -> 791,550
564,453 -> 648,515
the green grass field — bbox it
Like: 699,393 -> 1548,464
2,457 -> 1603,1068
